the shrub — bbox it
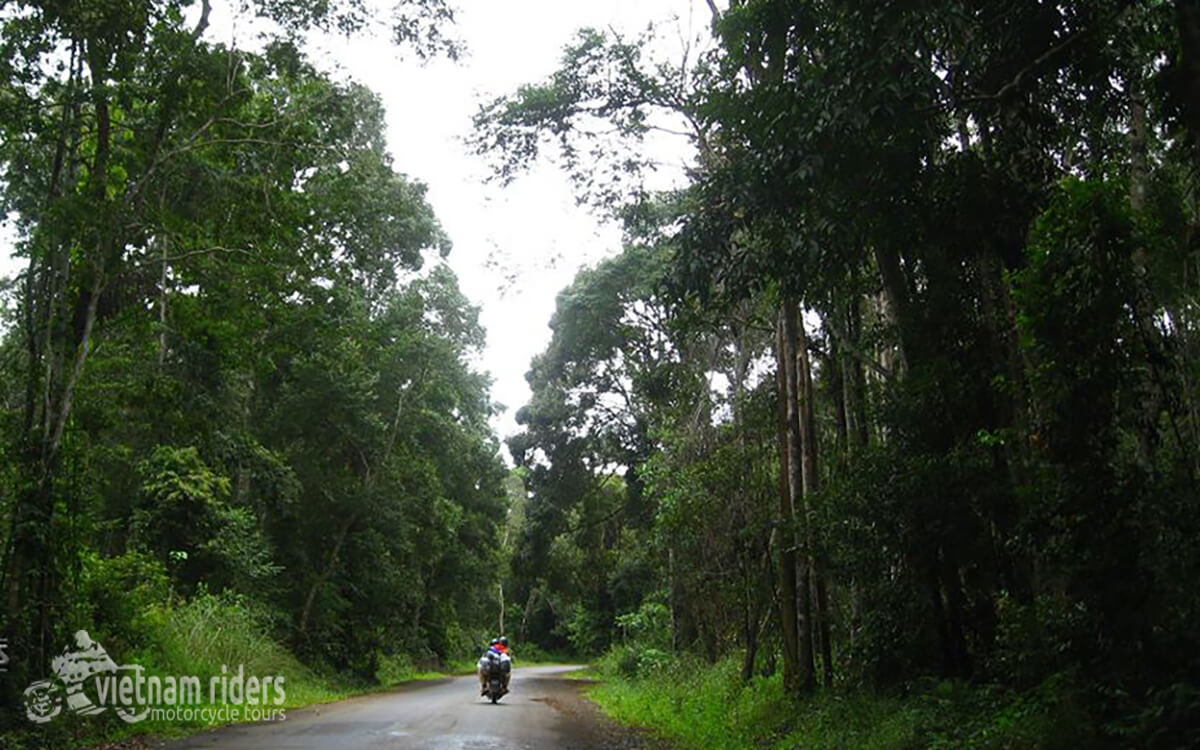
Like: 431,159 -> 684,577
69,550 -> 172,656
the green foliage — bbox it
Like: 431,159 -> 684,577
374,652 -> 419,686
68,550 -> 172,656
482,1 -> 1200,746
0,0 -> 501,732
471,26 -> 701,211
592,653 -> 1093,750
614,601 -> 671,650
134,590 -> 305,693
131,445 -> 278,595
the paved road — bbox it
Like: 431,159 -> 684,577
163,665 -> 641,750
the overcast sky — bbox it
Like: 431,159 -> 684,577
307,0 -> 704,449
1,0 -> 707,455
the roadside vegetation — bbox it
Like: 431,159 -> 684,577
0,1 -> 503,746
477,2 -> 1200,748
5,583 -> 477,749
588,650 -> 1083,750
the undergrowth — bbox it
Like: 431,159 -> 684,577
6,590 -> 463,750
586,650 -> 1089,749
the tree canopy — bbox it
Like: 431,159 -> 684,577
0,0 -> 505,733
479,1 -> 1200,744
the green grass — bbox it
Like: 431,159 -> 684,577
564,665 -> 603,680
585,654 -> 1081,750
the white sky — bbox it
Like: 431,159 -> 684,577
306,1 -> 703,449
0,0 -> 708,456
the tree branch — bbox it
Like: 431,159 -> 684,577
960,21 -> 1107,105
120,244 -> 257,276
191,0 -> 211,40
47,263 -> 104,467
705,0 -> 722,26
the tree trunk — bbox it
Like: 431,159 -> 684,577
773,306 -> 801,693
1126,56 -> 1170,477
872,246 -> 912,375
1129,70 -> 1148,216
781,296 -> 815,692
794,310 -> 825,689
299,513 -> 356,636
815,575 -> 833,687
158,236 -> 169,369
842,295 -> 869,656
844,296 -> 870,454
829,333 -> 849,471
1175,1 -> 1200,148
741,608 -> 759,682
520,587 -> 539,642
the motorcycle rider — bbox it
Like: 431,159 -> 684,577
478,639 -> 498,695
56,631 -> 118,716
478,637 -> 513,696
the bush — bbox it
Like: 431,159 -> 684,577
375,652 -> 418,686
564,603 -> 613,654
69,550 -> 172,656
133,589 -> 302,684
614,601 -> 671,651
508,641 -> 570,664
608,644 -> 672,679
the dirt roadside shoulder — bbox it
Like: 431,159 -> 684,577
534,673 -> 669,750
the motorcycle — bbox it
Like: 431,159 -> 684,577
24,663 -> 149,724
478,651 -> 510,704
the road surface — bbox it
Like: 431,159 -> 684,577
161,665 -> 650,750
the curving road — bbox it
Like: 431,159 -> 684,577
162,665 -> 643,750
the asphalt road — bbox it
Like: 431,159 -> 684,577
162,665 -> 645,750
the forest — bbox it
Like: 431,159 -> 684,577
0,0 -> 511,743
2,0 -> 1199,748
476,0 -> 1200,746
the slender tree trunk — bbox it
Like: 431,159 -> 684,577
1125,57 -> 1170,478
1129,72 -> 1148,216
842,295 -> 869,653
741,606 -> 759,682
158,236 -> 169,369
815,576 -> 833,687
667,547 -> 677,652
498,582 -> 505,636
520,587 -> 539,642
731,311 -> 763,682
299,513 -> 356,636
872,246 -> 911,375
829,334 -> 849,470
973,246 -> 1035,606
781,296 -> 815,692
6,44 -> 116,676
943,553 -> 971,677
1176,1 -> 1200,151
774,307 -> 801,693
795,312 -> 827,688
844,296 -> 869,453
928,566 -> 954,676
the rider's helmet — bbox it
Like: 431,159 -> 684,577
498,637 -> 508,647
489,638 -> 499,646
